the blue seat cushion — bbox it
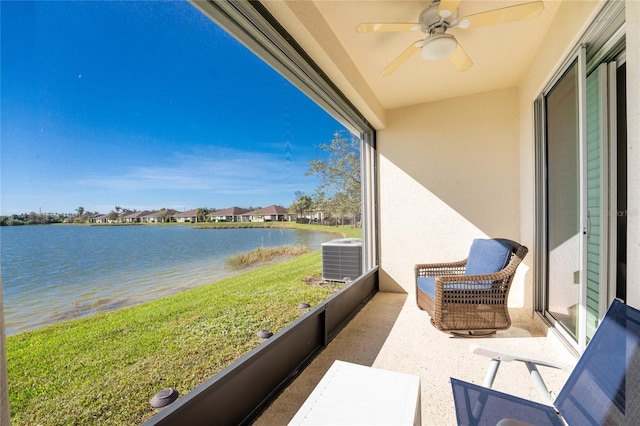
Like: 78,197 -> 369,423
417,276 -> 436,298
465,239 -> 511,276
417,275 -> 491,297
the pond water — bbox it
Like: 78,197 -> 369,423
0,225 -> 334,335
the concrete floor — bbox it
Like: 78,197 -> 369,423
254,291 -> 577,425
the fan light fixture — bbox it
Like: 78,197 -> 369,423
421,33 -> 457,60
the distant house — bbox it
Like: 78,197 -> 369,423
140,209 -> 179,223
176,209 -> 200,223
92,214 -> 109,224
240,205 -> 288,222
122,211 -> 150,223
209,207 -> 248,222
88,206 -> 298,224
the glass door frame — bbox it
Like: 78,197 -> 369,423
534,1 -> 626,351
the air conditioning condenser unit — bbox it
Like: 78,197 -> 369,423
322,238 -> 362,282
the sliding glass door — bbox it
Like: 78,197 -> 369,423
546,61 -> 581,341
538,24 -> 626,349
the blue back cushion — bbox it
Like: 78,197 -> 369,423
465,239 -> 511,275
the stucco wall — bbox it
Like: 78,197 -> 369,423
377,88 -> 525,303
625,0 -> 640,309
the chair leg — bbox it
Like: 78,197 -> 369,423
477,354 -> 555,406
525,362 -> 554,406
482,358 -> 501,388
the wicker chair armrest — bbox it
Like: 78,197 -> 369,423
415,259 -> 467,278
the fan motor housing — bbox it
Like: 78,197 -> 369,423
419,4 -> 459,33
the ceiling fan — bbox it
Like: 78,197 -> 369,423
356,0 -> 544,75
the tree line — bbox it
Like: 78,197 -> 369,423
0,212 -> 73,226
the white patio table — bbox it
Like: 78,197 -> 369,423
288,360 -> 421,425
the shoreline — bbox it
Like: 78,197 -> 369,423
5,246 -> 309,337
3,223 -> 355,336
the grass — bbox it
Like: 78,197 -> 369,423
6,224 -> 361,425
192,221 -> 362,234
225,245 -> 310,268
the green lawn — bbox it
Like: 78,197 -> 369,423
6,224 -> 361,425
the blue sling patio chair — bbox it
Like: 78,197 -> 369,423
451,299 -> 640,425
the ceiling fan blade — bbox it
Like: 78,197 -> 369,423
356,23 -> 420,33
458,1 -> 544,29
448,43 -> 473,72
437,0 -> 461,18
382,41 -> 422,76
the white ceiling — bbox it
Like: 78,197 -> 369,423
263,1 -> 562,117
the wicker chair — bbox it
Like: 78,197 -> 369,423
415,238 -> 528,336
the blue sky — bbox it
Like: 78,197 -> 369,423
0,0 -> 346,215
